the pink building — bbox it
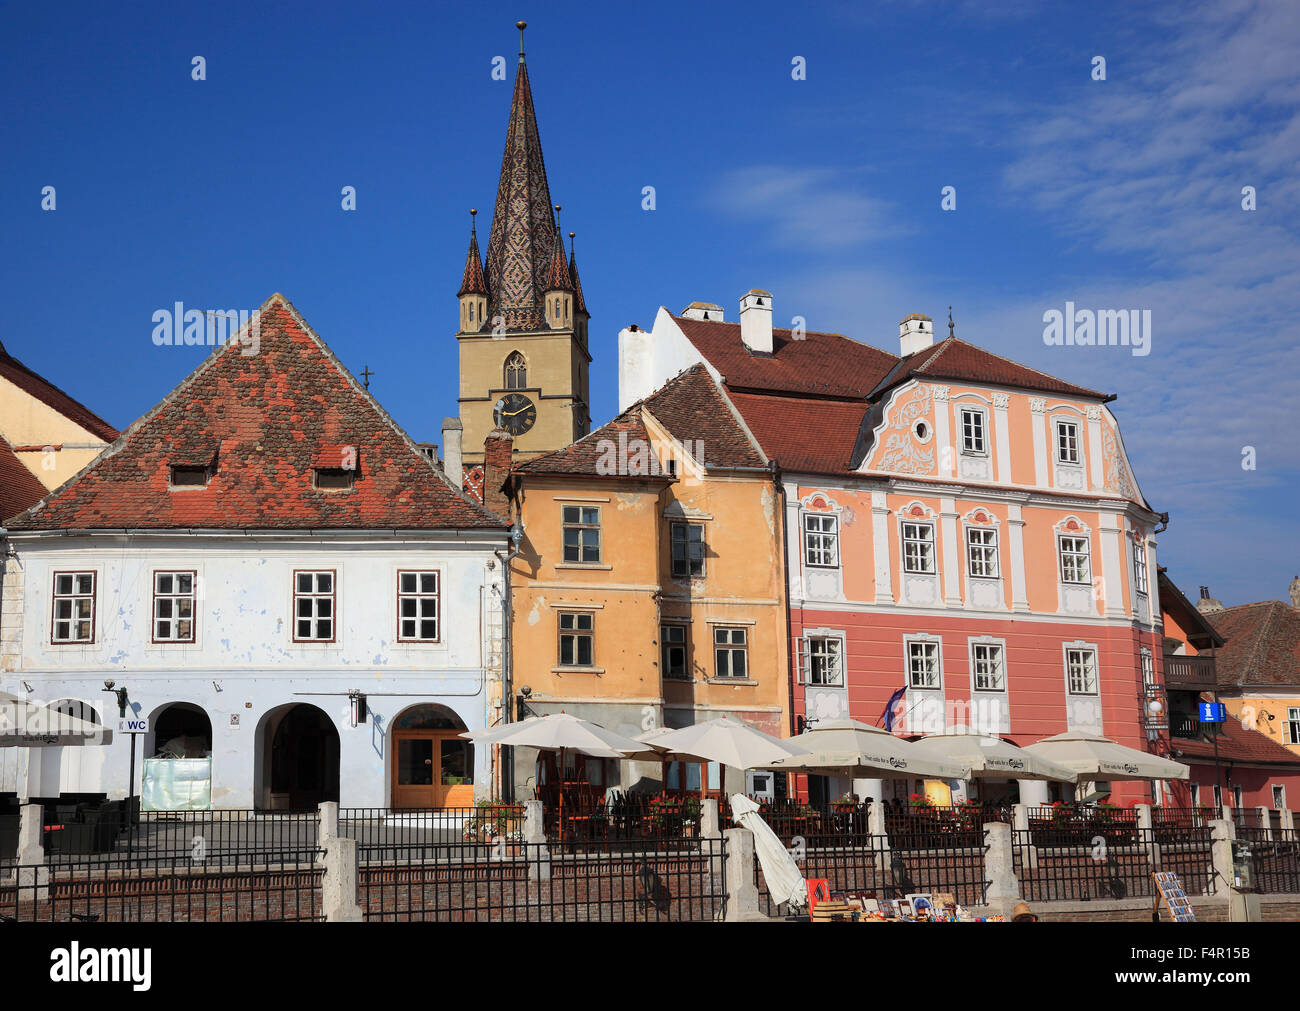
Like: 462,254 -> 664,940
621,297 -> 1167,805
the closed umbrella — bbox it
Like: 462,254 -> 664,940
730,793 -> 806,912
1024,731 -> 1189,782
911,728 -> 1077,782
765,719 -> 969,780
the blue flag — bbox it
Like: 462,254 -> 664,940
880,685 -> 908,732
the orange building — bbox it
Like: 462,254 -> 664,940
499,365 -> 790,799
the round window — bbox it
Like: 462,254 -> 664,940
913,420 -> 931,442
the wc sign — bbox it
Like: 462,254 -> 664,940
118,717 -> 149,734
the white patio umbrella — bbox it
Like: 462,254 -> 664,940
730,793 -> 806,912
764,719 -> 969,780
460,712 -> 645,757
1024,730 -> 1189,781
910,728 -> 1078,782
643,717 -> 806,771
461,713 -> 647,842
0,692 -> 109,747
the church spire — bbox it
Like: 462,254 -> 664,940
457,208 -> 488,297
483,20 -> 558,330
568,231 -> 587,316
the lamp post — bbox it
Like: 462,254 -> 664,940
101,682 -> 134,801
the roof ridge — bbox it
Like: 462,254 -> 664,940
670,313 -> 899,359
942,336 -> 1108,400
9,293 -> 506,530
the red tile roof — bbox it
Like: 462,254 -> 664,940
6,296 -> 507,532
874,337 -> 1108,401
0,341 -> 118,443
513,414 -> 657,477
515,365 -> 765,478
1204,601 -> 1300,689
0,436 -> 49,524
1170,715 -> 1300,767
727,392 -> 869,475
642,365 -> 765,470
671,315 -> 896,398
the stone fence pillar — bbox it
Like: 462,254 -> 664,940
17,803 -> 48,904
701,798 -> 721,840
1209,818 -> 1234,898
523,799 -> 550,882
1011,803 -> 1037,870
983,821 -> 1021,918
722,827 -> 765,922
321,835 -> 363,922
1135,803 -> 1161,868
317,801 -> 338,866
868,796 -> 891,872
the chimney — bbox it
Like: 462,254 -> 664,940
739,289 -> 773,354
1196,585 -> 1224,615
682,301 -> 724,322
899,313 -> 934,356
482,428 -> 513,519
441,417 -> 463,487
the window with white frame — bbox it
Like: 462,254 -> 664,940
966,527 -> 999,578
661,623 -> 688,680
1058,535 -> 1091,584
1233,785 -> 1243,809
670,522 -> 706,578
902,522 -> 936,574
1190,782 -> 1200,807
906,639 -> 942,690
562,505 -> 601,563
806,636 -> 843,686
51,572 -> 96,643
1133,538 -> 1148,595
1065,647 -> 1099,695
558,612 -> 595,667
1274,784 -> 1286,808
1213,785 -> 1223,809
803,513 -> 839,568
1287,708 -> 1300,745
293,571 -> 335,642
960,407 -> 987,455
153,571 -> 196,643
1141,650 -> 1155,689
1056,420 -> 1080,464
397,571 -> 439,642
971,642 -> 1006,692
714,627 -> 748,679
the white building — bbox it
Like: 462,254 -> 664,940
0,294 -> 511,809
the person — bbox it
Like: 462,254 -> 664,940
1011,901 -> 1038,922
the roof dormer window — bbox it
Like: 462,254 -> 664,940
169,464 -> 210,488
314,467 -> 355,491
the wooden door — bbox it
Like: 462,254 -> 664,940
392,731 -> 474,809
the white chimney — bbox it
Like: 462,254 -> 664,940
441,416 -> 463,487
681,301 -> 724,322
739,289 -> 773,354
899,313 -> 934,356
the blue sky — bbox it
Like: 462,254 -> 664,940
2,0 -> 1297,606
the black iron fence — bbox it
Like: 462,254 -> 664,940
1025,804 -> 1140,847
1013,827 -> 1214,902
0,847 -> 323,922
754,829 -> 989,916
40,806 -> 321,868
357,839 -> 726,922
1234,827 -> 1300,894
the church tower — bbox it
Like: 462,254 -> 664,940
456,22 -> 591,466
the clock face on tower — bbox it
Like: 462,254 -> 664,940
494,392 -> 537,435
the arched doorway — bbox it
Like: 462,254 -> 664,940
151,703 -> 211,758
269,705 -> 339,810
391,704 -> 472,809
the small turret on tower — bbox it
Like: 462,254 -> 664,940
458,209 -> 489,333
544,204 -> 574,330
